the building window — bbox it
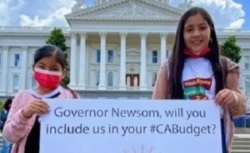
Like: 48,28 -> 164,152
107,72 -> 113,86
13,74 -> 19,93
96,49 -> 100,63
152,50 -> 158,63
244,56 -> 250,70
107,50 -> 113,63
152,72 -> 157,87
14,53 -> 20,67
96,71 -> 100,86
245,75 -> 250,96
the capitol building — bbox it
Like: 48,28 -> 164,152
0,0 -> 250,108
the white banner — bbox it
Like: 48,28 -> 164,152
39,99 -> 222,153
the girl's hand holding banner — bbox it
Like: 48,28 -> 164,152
39,99 -> 222,153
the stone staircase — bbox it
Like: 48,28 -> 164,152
0,135 -> 2,152
232,134 -> 250,153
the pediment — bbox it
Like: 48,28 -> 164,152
127,49 -> 140,56
66,0 -> 183,21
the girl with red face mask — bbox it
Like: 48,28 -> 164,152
3,45 -> 79,153
152,7 -> 246,153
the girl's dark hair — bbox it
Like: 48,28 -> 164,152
168,7 -> 224,99
3,98 -> 13,110
34,45 -> 78,98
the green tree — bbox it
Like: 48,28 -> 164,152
46,28 -> 70,85
221,36 -> 242,63
0,101 -> 3,111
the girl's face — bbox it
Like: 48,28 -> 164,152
33,55 -> 66,79
183,13 -> 211,53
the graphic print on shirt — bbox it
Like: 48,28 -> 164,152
183,77 -> 212,100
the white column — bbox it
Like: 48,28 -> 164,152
119,33 -> 127,90
21,46 -> 28,90
140,33 -> 147,90
1,46 -> 9,93
160,33 -> 167,65
98,32 -> 106,90
242,75 -> 246,95
79,33 -> 86,89
239,56 -> 245,91
70,32 -> 77,87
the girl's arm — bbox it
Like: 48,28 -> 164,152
226,61 -> 247,117
152,61 -> 169,99
3,92 -> 34,143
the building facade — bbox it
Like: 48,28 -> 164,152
0,0 -> 250,108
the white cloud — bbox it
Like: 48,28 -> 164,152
20,7 -> 72,27
228,19 -> 245,29
0,0 -> 246,29
20,0 -> 75,27
173,0 -> 245,29
194,0 -> 245,29
0,2 -> 10,25
0,0 -> 25,26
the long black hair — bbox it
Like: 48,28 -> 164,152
3,98 -> 13,110
34,45 -> 78,98
168,7 -> 224,99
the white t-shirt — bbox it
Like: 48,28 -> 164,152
182,57 -> 216,100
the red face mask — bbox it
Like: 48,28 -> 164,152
34,68 -> 62,90
184,47 -> 211,58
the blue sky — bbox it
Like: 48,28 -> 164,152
234,0 -> 250,28
85,0 -> 94,6
82,0 -> 250,28
0,0 -> 249,29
